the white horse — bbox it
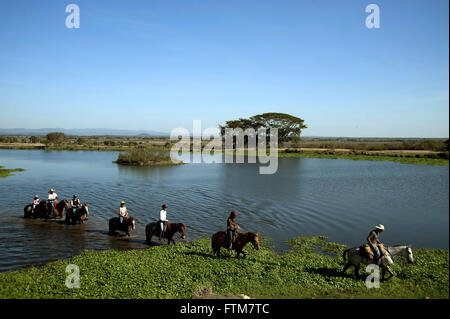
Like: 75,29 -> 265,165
343,245 -> 414,280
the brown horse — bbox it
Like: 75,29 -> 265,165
66,204 -> 89,225
24,200 -> 48,218
211,231 -> 260,258
109,216 -> 136,236
52,200 -> 69,218
145,222 -> 186,245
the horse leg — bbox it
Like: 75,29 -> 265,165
342,263 -> 351,274
385,266 -> 394,280
354,265 -> 360,279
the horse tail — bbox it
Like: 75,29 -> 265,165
343,249 -> 349,262
211,235 -> 216,252
211,233 -> 220,255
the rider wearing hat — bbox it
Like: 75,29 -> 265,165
119,201 -> 129,224
226,211 -> 240,250
158,204 -> 168,240
32,195 -> 39,215
367,224 -> 385,262
48,188 -> 58,214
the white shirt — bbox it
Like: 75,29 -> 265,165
48,193 -> 58,201
159,209 -> 167,221
119,207 -> 128,217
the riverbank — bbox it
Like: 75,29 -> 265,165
2,143 -> 447,166
0,236 -> 447,299
278,150 -> 449,166
0,165 -> 25,178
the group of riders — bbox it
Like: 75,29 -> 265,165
118,201 -> 238,249
31,188 -> 83,219
30,190 -> 386,258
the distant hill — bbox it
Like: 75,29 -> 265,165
0,128 -> 169,137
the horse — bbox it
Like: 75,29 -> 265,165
211,231 -> 260,258
24,200 -> 48,218
145,222 -> 186,245
52,200 -> 68,218
342,245 -> 414,280
66,204 -> 89,225
109,216 -> 136,236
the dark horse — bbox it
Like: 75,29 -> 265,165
211,231 -> 260,258
66,204 -> 89,225
52,200 -> 69,218
109,216 -> 136,236
24,200 -> 48,218
145,222 -> 186,245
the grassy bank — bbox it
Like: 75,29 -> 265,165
217,150 -> 449,166
0,236 -> 447,299
0,165 -> 25,178
278,151 -> 449,166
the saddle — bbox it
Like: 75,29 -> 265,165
359,243 -> 387,261
153,221 -> 167,234
359,244 -> 374,260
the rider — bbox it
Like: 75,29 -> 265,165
47,188 -> 58,214
158,204 -> 168,240
367,224 -> 385,262
226,211 -> 240,250
70,195 -> 81,217
32,195 -> 39,215
119,201 -> 128,224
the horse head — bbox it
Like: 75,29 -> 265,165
250,232 -> 260,250
128,217 -> 136,230
82,203 -> 89,216
178,223 -> 186,240
406,246 -> 414,263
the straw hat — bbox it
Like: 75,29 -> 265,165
49,188 -> 55,193
375,224 -> 385,231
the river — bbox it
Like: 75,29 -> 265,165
0,149 -> 448,272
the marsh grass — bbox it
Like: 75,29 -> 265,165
279,151 -> 449,166
0,236 -> 447,299
114,147 -> 180,166
0,165 -> 25,178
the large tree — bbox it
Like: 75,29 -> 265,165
46,132 -> 66,144
219,112 -> 307,143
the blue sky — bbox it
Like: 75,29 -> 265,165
0,0 -> 448,137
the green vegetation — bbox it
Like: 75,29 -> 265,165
45,132 -> 67,144
114,146 -> 180,166
279,150 -> 449,166
0,165 -> 25,178
284,137 -> 449,152
0,236 -> 447,299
